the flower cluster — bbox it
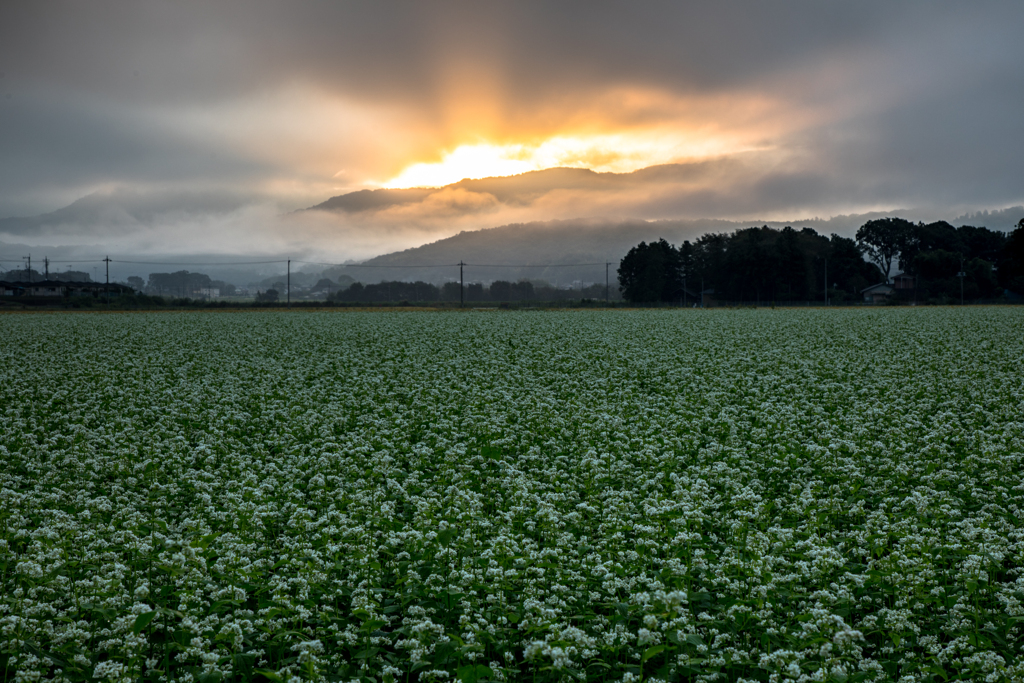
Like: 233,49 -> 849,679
2,308 -> 1023,682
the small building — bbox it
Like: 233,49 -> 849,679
0,280 -> 133,298
700,288 -> 717,307
861,282 -> 894,303
892,272 -> 915,290
0,281 -> 25,296
26,282 -> 65,296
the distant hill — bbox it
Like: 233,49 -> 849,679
3,166 -> 1019,288
327,214 -> 897,286
306,169 -> 1023,285
309,188 -> 434,213
307,168 -> 618,214
953,206 -> 1024,230
0,188 -> 253,236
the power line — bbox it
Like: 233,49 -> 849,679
293,260 -> 459,269
0,258 -> 105,264
6,254 -> 613,268
111,259 -> 287,266
4,255 -> 617,271
460,262 -> 608,268
294,261 -> 608,269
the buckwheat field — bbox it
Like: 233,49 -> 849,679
2,309 -> 1024,683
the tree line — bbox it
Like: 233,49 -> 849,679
320,279 -> 614,304
617,218 -> 1024,303
136,271 -> 237,297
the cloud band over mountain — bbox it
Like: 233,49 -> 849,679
1,2 -> 1022,261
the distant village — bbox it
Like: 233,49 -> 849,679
0,265 -> 614,305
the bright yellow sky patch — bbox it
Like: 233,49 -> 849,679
381,132 -> 760,189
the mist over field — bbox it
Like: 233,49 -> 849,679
2,177 -> 1022,286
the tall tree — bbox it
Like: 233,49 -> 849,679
617,239 -> 682,303
775,226 -> 808,299
679,240 -> 694,290
828,234 -> 880,297
692,233 -> 727,295
998,218 -> 1024,294
857,217 -> 913,282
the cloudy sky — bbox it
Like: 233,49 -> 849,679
1,1 -> 1022,260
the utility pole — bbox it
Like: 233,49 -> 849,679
287,259 -> 291,307
23,255 -> 30,282
44,257 -> 49,280
605,262 -> 610,305
459,261 -> 465,307
104,256 -> 111,304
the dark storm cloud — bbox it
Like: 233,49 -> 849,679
0,89 -> 276,214
0,2 -> 893,104
1,0 -> 1022,255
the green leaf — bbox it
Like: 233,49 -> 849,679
132,610 -> 158,634
437,528 -> 457,545
255,670 -> 285,682
641,644 -> 667,664
233,653 -> 256,674
22,642 -> 71,670
684,633 -> 704,647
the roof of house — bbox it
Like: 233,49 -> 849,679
860,282 -> 894,294
0,280 -> 132,290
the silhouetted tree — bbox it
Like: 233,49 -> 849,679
148,270 -> 213,297
441,282 -> 461,302
775,226 -> 808,300
722,227 -> 775,302
998,219 -> 1024,294
857,218 -> 914,282
617,239 -> 682,303
955,225 -> 1005,262
692,233 -> 727,296
511,280 -> 534,300
311,278 -> 336,293
490,280 -> 512,301
828,234 -> 880,299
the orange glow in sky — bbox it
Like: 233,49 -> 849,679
381,133 -> 763,189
